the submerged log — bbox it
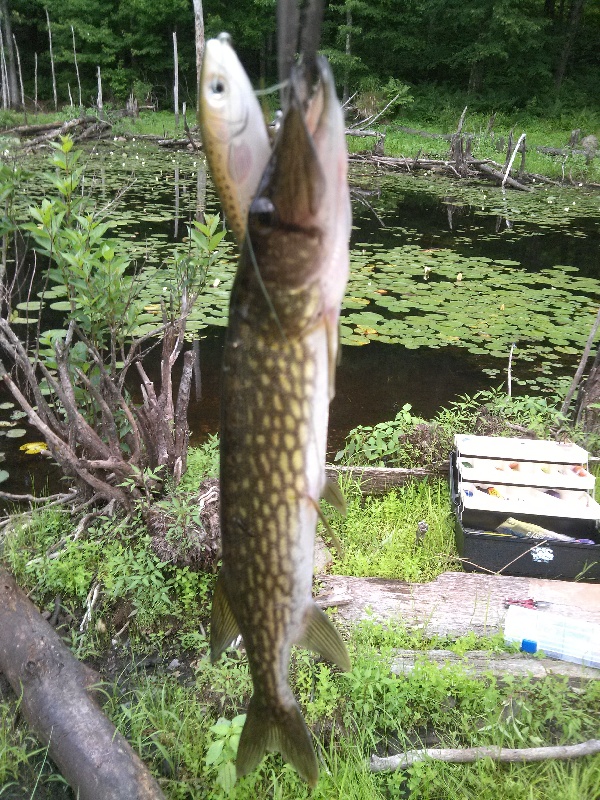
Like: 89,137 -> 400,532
0,566 -> 165,800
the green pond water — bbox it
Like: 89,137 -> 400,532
1,141 -> 599,492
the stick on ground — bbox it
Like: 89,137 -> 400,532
371,740 -> 600,771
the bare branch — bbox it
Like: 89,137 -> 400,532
370,740 -> 600,772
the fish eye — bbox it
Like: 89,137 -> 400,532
250,197 -> 276,229
210,77 -> 226,96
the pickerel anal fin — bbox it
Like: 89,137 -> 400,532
322,476 -> 347,515
210,571 -> 240,664
297,601 -> 351,672
237,694 -> 319,788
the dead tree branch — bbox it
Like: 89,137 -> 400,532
0,566 -> 166,800
371,740 -> 600,772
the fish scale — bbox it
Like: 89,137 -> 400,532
202,41 -> 351,787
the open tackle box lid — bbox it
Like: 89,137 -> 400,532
450,435 -> 600,580
454,434 -> 596,496
455,434 -> 589,463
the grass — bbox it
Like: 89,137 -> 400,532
348,108 -> 600,184
1,395 -> 599,797
2,623 -> 598,799
327,479 -> 458,581
1,102 -> 599,183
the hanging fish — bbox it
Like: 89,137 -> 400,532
199,33 -> 271,245
206,50 -> 352,787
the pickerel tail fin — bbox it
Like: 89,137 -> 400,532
236,694 -> 319,788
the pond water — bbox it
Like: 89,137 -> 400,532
1,141 -> 599,493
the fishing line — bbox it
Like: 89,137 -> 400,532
254,80 -> 289,97
242,228 -> 287,342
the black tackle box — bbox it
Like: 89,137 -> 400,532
450,434 -> 600,581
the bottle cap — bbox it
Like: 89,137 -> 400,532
521,639 -> 538,654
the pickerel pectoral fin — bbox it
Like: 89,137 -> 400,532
237,694 -> 319,788
322,476 -> 347,516
210,571 -> 240,664
297,601 -> 352,673
311,497 -> 344,557
325,313 -> 339,401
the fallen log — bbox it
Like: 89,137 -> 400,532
315,572 -> 600,635
20,116 -> 110,149
390,648 -> 599,681
370,739 -> 600,772
325,464 -> 445,493
477,162 -> 532,192
0,566 -> 165,800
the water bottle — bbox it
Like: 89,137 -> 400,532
504,605 -> 600,669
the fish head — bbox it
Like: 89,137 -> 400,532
245,57 -> 351,314
199,33 -> 271,244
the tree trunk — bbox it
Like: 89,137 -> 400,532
46,8 -> 57,110
554,0 -> 585,92
0,566 -> 166,800
468,60 -> 483,94
192,0 -> 204,125
0,0 -> 18,106
72,25 -> 82,108
343,6 -> 351,105
97,65 -> 103,118
173,31 -> 179,127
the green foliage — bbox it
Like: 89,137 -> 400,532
204,714 -> 247,796
22,137 -> 141,353
336,389 -> 565,469
330,479 -> 458,581
3,506 -> 213,632
180,437 -> 220,490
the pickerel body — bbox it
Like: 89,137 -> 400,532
201,39 -> 351,787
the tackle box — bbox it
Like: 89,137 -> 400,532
450,434 -> 600,581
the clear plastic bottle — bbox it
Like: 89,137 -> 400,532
504,605 -> 600,669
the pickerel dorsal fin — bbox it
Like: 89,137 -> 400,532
297,601 -> 351,672
210,571 -> 240,663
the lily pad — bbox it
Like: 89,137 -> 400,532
6,428 -> 27,438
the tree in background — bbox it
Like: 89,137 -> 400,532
0,0 -> 598,114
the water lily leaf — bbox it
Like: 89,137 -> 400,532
6,428 -> 26,438
0,469 -> 8,483
0,402 -> 14,410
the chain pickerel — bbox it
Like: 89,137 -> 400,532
200,39 -> 351,787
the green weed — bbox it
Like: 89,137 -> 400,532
330,479 -> 458,582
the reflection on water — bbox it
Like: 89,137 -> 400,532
2,144 -> 600,496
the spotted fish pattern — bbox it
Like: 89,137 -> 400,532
207,52 -> 351,788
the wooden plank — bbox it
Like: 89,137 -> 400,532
390,649 -> 600,681
315,571 -> 600,636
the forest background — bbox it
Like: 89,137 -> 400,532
0,0 -> 598,123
